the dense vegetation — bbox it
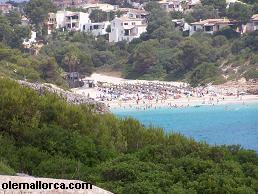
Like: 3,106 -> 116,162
1,0 -> 258,87
0,78 -> 258,193
0,43 -> 65,85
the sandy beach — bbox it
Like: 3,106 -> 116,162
72,73 -> 258,110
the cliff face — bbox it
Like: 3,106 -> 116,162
17,80 -> 110,114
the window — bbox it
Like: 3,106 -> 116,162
194,26 -> 196,31
204,26 -> 213,32
124,29 -> 129,36
72,15 -> 78,20
132,22 -> 135,25
124,23 -> 128,25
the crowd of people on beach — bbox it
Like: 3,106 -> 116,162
95,82 -> 189,101
17,78 -> 252,111
88,81 -> 248,109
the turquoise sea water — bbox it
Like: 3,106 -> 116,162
112,103 -> 258,152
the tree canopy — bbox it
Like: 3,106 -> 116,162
227,3 -> 253,25
24,0 -> 56,35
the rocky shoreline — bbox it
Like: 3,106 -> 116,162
17,80 -> 110,114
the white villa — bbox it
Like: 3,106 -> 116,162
117,8 -> 149,19
127,9 -> 149,19
189,18 -> 238,36
158,0 -> 184,12
23,31 -> 37,46
109,12 -> 147,42
82,21 -> 111,36
246,14 -> 258,33
46,11 -> 91,34
46,11 -> 112,36
187,0 -> 201,8
83,3 -> 119,12
226,0 -> 246,8
62,11 -> 91,31
157,0 -> 202,11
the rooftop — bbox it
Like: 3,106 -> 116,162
118,8 -> 149,15
191,18 -> 237,26
251,14 -> 258,21
117,15 -> 146,22
158,0 -> 181,4
83,3 -> 116,11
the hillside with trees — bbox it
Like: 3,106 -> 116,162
1,0 -> 258,87
0,78 -> 258,193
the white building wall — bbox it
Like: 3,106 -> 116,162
56,11 -> 66,28
83,21 -> 110,36
159,1 -> 184,12
109,18 -> 123,42
189,24 -> 203,36
189,0 -> 201,5
23,31 -> 37,46
78,12 -> 91,31
190,23 -> 235,35
109,17 -> 147,42
247,21 -> 258,32
54,11 -> 91,31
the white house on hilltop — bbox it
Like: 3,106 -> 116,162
83,3 -> 119,12
117,8 -> 149,19
189,18 -> 238,36
187,0 -> 201,8
63,11 -> 91,31
46,11 -> 91,34
23,31 -> 37,46
46,11 -> 111,36
158,0 -> 183,12
109,12 -> 148,42
246,14 -> 258,33
157,0 -> 201,12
